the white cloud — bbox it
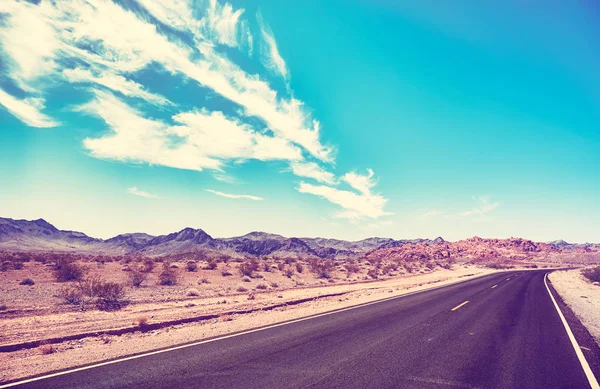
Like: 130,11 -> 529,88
127,186 -> 161,199
289,161 -> 336,184
206,189 -> 263,201
200,0 -> 248,48
342,169 -> 377,195
419,210 -> 442,219
62,68 -> 171,106
460,196 -> 499,217
81,91 -> 301,171
297,170 -> 390,220
258,14 -> 287,79
0,88 -> 58,128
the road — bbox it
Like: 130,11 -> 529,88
6,270 -> 597,388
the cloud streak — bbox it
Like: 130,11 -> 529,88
206,189 -> 263,201
127,186 -> 161,199
0,88 -> 58,128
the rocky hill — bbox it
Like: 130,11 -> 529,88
0,217 -> 598,263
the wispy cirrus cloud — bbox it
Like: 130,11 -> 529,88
459,196 -> 499,217
0,0 -> 388,220
418,210 -> 442,219
205,189 -> 263,201
297,169 -> 390,220
127,186 -> 161,199
257,13 -> 288,79
0,88 -> 58,128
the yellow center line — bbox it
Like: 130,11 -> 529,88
451,300 -> 469,311
491,284 -> 498,289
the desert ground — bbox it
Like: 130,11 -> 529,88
0,253 -> 595,384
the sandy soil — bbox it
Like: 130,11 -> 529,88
549,268 -> 600,346
0,265 -> 499,383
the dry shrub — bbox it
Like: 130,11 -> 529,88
236,286 -> 248,293
142,258 -> 155,273
186,288 -> 200,296
295,262 -> 304,273
367,269 -> 378,279
220,315 -> 233,322
54,258 -> 86,282
283,266 -> 295,278
247,293 -> 255,300
61,277 -> 126,311
344,264 -> 360,275
0,304 -> 7,311
262,262 -> 271,272
158,262 -> 178,286
186,261 -> 198,272
308,259 -> 334,279
198,277 -> 210,284
256,283 -> 268,290
277,262 -> 285,272
20,278 -> 35,286
242,276 -> 251,282
582,266 -> 600,283
60,286 -> 84,306
270,282 -> 279,288
221,270 -> 233,277
205,260 -> 218,270
136,316 -> 148,326
239,260 -> 259,277
128,265 -> 148,287
1,261 -> 11,272
39,344 -> 54,355
12,261 -> 24,270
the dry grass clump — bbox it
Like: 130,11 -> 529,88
198,277 -> 210,284
136,316 -> 149,326
186,288 -> 200,296
367,269 -> 378,279
204,260 -> 218,270
344,263 -> 360,276
221,270 -> 233,277
242,276 -> 251,282
39,344 -> 55,355
220,315 -> 233,322
255,283 -> 268,290
270,282 -> 279,288
582,266 -> 600,283
158,262 -> 178,286
19,278 -> 35,286
295,262 -> 304,273
142,258 -> 155,273
236,286 -> 248,293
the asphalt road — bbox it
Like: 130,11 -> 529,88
8,270 -> 596,389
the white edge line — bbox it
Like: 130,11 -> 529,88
544,272 -> 600,389
0,271 -> 506,388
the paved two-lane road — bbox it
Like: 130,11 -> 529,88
5,271 -> 597,388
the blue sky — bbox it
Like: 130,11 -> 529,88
1,0 -> 599,242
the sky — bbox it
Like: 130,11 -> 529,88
1,0 -> 600,243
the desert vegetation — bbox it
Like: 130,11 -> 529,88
582,266 -> 600,283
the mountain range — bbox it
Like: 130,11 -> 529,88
1,217 -> 599,262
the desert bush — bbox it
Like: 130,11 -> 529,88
94,282 -> 125,311
60,285 -> 84,306
221,270 -> 233,277
12,261 -> 24,270
1,261 -> 12,272
270,282 -> 279,288
142,258 -> 155,273
158,262 -> 178,286
308,259 -> 334,279
344,264 -> 360,275
136,316 -> 148,326
283,266 -> 295,278
205,260 -> 218,270
582,266 -> 600,283
39,344 -> 54,355
295,262 -> 304,273
262,261 -> 271,272
186,261 -> 198,272
256,283 -> 268,290
128,265 -> 148,287
247,292 -> 255,300
239,260 -> 259,277
0,304 -> 6,311
54,258 -> 86,282
367,269 -> 378,279
186,288 -> 200,297
277,262 -> 285,272
236,286 -> 248,293
199,277 -> 210,284
19,278 -> 35,286
242,276 -> 251,282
